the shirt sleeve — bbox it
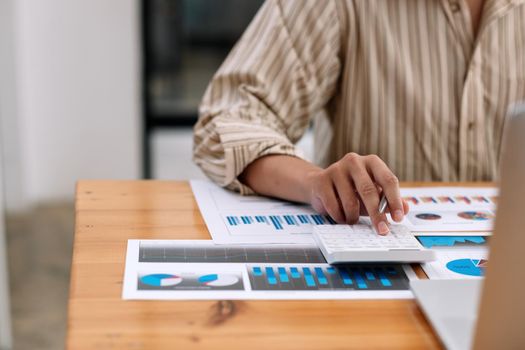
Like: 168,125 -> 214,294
193,0 -> 346,194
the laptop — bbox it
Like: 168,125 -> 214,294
410,104 -> 525,350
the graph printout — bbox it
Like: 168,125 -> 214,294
417,236 -> 489,279
191,179 -> 335,244
123,240 -> 417,300
191,181 -> 496,244
399,187 -> 497,234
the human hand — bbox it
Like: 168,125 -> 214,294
305,153 -> 409,235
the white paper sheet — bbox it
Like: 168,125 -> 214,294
191,180 -> 497,244
416,236 -> 489,279
122,240 -> 417,300
191,179 -> 322,244
400,187 -> 497,233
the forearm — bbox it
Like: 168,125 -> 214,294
239,155 -> 322,203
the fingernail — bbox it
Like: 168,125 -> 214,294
377,221 -> 390,235
393,210 -> 404,222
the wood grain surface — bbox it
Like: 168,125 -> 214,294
67,180 -> 492,349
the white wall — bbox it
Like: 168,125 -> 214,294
0,0 -> 26,212
0,130 -> 12,350
0,11 -> 13,337
1,0 -> 141,209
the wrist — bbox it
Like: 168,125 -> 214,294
302,167 -> 323,203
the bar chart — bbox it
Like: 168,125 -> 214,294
191,179 -> 340,244
125,240 -> 416,299
224,213 -> 336,235
417,236 -> 487,249
248,264 -> 409,291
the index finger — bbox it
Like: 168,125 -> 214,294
365,156 -> 404,222
344,160 -> 389,234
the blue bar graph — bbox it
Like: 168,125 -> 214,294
265,267 -> 277,285
284,215 -> 299,225
224,213 -> 339,231
303,267 -> 316,287
325,216 -> 337,224
364,268 -> 376,281
338,268 -> 353,285
227,216 -> 236,225
352,269 -> 368,289
314,267 -> 328,285
417,236 -> 486,249
298,215 -> 310,224
311,215 -> 324,225
269,216 -> 283,230
278,267 -> 289,282
377,269 -> 392,287
248,264 -> 409,291
290,267 -> 300,278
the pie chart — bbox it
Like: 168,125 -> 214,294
198,274 -> 239,286
457,211 -> 493,221
140,273 -> 183,287
415,213 -> 442,221
446,259 -> 486,277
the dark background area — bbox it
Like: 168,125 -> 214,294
142,0 -> 264,177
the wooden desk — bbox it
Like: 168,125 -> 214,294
67,181 -> 490,349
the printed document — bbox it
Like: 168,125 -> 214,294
191,180 -> 496,244
417,236 -> 488,279
122,240 -> 416,300
401,187 -> 497,233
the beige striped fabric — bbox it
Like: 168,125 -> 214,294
193,0 -> 525,194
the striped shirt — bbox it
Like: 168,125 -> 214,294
193,0 -> 525,194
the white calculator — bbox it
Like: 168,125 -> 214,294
313,224 -> 436,264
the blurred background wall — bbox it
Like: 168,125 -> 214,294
1,0 -> 141,211
0,1 -> 141,348
0,140 -> 11,350
0,1 -> 313,348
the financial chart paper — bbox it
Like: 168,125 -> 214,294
122,240 -> 417,300
191,180 -> 496,244
191,179 -> 330,244
400,187 -> 497,233
417,236 -> 488,279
